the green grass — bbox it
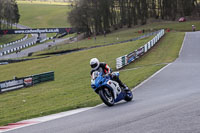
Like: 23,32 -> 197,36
17,1 -> 72,5
0,34 -> 25,46
18,4 -> 71,28
0,30 -> 184,126
137,20 -> 200,31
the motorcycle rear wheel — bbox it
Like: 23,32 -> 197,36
99,88 -> 114,107
124,90 -> 133,102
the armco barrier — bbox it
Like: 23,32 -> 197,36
0,40 -> 37,56
32,71 -> 54,85
0,71 -> 54,94
0,35 -> 56,57
0,34 -> 28,49
0,78 -> 24,93
116,29 -> 165,69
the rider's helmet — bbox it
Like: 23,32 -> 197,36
90,58 -> 100,70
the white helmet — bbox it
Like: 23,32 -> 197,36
90,58 -> 100,70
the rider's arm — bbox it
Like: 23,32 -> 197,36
90,70 -> 94,76
101,63 -> 112,74
105,64 -> 111,74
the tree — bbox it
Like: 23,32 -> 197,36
13,1 -> 20,27
68,0 -> 200,36
0,0 -> 3,29
0,0 -> 20,30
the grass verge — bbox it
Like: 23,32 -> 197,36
137,20 -> 200,31
17,1 -> 72,6
18,4 -> 71,28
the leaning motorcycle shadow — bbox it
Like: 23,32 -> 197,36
100,99 -> 136,109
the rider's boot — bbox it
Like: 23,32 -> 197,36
121,84 -> 130,92
117,79 -> 130,92
111,74 -> 130,92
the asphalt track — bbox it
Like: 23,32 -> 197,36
5,31 -> 200,133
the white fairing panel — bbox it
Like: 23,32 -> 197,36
107,80 -> 121,99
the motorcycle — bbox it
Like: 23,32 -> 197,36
91,71 -> 133,106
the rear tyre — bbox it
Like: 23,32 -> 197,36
124,90 -> 133,102
99,88 -> 114,107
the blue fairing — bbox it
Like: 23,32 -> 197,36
91,72 -> 126,103
114,92 -> 125,103
91,73 -> 110,93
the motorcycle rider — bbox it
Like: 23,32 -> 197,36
90,58 -> 129,91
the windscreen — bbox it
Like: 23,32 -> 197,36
91,71 -> 100,80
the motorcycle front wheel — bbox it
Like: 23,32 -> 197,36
99,88 -> 114,107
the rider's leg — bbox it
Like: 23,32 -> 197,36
112,74 -> 129,91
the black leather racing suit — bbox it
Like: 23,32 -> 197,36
90,62 -> 126,89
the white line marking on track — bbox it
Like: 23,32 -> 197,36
119,63 -> 169,72
23,107 -> 93,122
131,32 -> 187,92
0,107 -> 94,133
179,32 -> 187,56
131,63 -> 172,92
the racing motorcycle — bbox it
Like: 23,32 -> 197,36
91,71 -> 133,106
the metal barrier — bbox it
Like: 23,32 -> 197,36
0,71 -> 54,94
0,34 -> 28,49
32,71 -> 54,85
116,29 -> 165,69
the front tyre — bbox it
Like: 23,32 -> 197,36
99,88 -> 114,107
124,90 -> 133,102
